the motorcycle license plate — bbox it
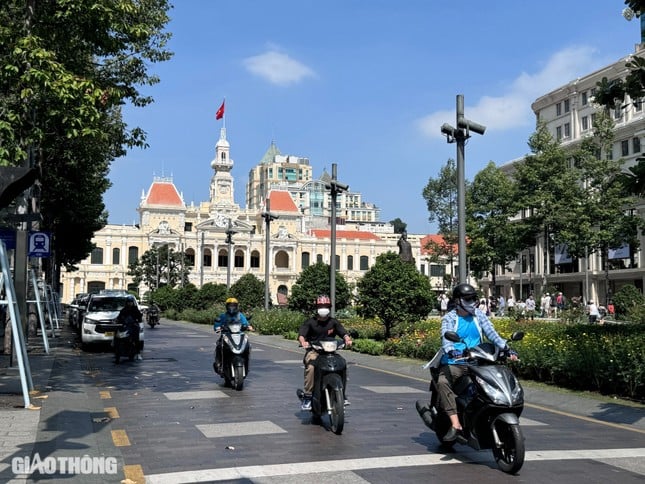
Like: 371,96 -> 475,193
105,332 -> 114,337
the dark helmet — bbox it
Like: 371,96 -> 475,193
452,283 -> 477,301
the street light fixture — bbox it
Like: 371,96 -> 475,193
325,163 -> 348,317
261,199 -> 279,310
440,95 -> 486,285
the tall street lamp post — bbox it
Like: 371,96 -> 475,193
225,219 -> 237,290
261,199 -> 278,310
440,95 -> 486,284
325,163 -> 348,317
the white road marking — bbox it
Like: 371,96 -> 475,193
145,448 -> 645,483
274,360 -> 303,364
361,385 -> 425,394
196,420 -> 287,438
163,390 -> 229,400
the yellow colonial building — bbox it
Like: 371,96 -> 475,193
60,128 -> 451,303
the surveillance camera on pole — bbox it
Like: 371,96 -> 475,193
440,95 -> 486,284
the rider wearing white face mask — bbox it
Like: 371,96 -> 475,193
436,283 -> 512,441
298,295 -> 352,410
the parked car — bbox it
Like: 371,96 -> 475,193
68,293 -> 90,335
80,294 -> 145,350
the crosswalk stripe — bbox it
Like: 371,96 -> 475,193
145,448 -> 645,483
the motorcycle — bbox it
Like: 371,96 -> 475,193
147,307 -> 160,328
212,316 -> 251,390
416,330 -> 525,474
297,338 -> 347,435
113,317 -> 139,364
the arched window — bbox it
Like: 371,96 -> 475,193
112,248 -> 120,265
218,249 -> 228,268
275,250 -> 289,268
301,251 -> 310,268
203,248 -> 212,267
360,255 -> 369,270
335,255 -> 340,269
90,247 -> 103,264
184,248 -> 195,267
234,249 -> 244,268
316,254 -> 323,263
128,246 -> 139,265
347,255 -> 353,270
250,250 -> 261,268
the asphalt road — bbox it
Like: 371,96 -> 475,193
68,319 -> 645,483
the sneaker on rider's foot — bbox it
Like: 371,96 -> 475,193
344,399 -> 350,406
301,398 -> 312,411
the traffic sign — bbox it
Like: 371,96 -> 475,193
28,231 -> 51,257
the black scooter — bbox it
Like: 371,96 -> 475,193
212,316 -> 251,390
297,338 -> 347,435
147,307 -> 159,328
114,317 -> 138,364
416,331 -> 525,474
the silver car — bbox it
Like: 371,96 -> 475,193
81,294 -> 145,349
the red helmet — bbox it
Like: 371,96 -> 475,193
315,295 -> 331,307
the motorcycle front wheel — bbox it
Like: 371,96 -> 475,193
233,365 -> 244,391
323,374 -> 344,435
492,422 -> 525,474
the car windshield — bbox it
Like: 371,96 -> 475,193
88,297 -> 128,312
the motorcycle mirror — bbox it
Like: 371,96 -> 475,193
444,331 -> 461,343
511,331 -> 525,341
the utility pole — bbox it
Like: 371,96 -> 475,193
225,219 -> 236,290
261,199 -> 278,310
440,94 -> 486,284
325,163 -> 348,317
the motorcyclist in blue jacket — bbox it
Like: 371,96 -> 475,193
214,298 -> 253,372
437,283 -> 517,441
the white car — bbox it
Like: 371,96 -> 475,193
81,294 -> 145,349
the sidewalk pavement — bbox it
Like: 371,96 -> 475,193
0,319 -> 643,483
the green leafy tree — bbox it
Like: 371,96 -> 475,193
566,112 -> 641,304
229,274 -> 265,311
288,262 -> 351,314
128,245 -> 191,290
512,123 -> 584,291
355,252 -> 434,338
466,162 -> 523,291
389,218 -> 407,234
0,0 -> 173,281
194,282 -> 227,310
422,159 -> 459,278
612,284 -> 645,317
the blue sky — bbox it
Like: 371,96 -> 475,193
105,0 -> 641,234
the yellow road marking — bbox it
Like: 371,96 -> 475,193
123,464 -> 145,483
103,407 -> 119,419
111,429 -> 130,446
99,390 -> 111,399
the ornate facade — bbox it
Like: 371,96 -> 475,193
60,128 -> 450,303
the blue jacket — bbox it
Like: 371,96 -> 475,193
440,308 -> 507,365
214,312 -> 249,331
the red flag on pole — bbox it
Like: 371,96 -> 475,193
215,100 -> 225,120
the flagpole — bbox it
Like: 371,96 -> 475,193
223,97 -> 226,130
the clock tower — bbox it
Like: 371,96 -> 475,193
209,127 -> 237,215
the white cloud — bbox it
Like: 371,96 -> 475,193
243,50 -> 316,86
417,46 -> 601,138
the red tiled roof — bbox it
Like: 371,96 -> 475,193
420,234 -> 458,255
311,229 -> 381,240
268,190 -> 299,212
145,181 -> 183,206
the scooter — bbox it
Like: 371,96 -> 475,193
297,338 -> 347,435
147,307 -> 160,328
212,317 -> 251,390
416,331 -> 525,474
114,317 -> 138,364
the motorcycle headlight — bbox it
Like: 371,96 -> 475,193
509,374 -> 524,404
475,376 -> 511,406
320,340 -> 337,352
